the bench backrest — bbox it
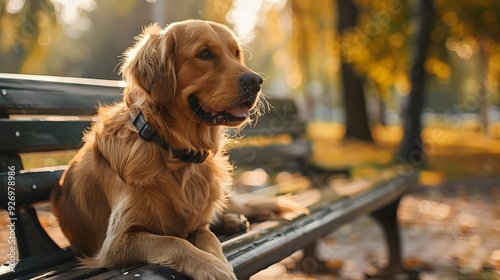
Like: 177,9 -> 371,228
0,74 -> 123,152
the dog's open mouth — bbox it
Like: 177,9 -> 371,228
189,95 -> 254,125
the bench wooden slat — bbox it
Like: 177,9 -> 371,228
87,265 -> 189,280
15,263 -> 187,280
0,167 -> 65,208
0,120 -> 90,153
0,74 -> 122,116
230,138 -> 311,166
19,262 -> 107,280
0,248 -> 75,279
234,98 -> 305,138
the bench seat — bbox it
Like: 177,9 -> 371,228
0,74 -> 418,280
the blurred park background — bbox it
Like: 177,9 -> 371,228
1,0 -> 500,279
1,0 -> 499,174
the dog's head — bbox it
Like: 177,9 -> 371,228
121,20 -> 263,128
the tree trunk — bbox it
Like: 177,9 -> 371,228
397,0 -> 435,165
478,38 -> 490,135
379,97 -> 387,126
336,0 -> 374,142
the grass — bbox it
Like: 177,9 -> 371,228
308,122 -> 500,184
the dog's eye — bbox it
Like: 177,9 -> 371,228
196,48 -> 215,61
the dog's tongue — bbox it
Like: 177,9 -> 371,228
229,104 -> 250,118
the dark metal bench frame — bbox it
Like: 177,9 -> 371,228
0,73 -> 417,280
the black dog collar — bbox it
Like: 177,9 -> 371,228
132,111 -> 208,163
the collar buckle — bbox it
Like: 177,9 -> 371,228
133,112 -> 157,141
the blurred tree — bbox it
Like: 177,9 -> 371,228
204,0 -> 232,24
76,0 -> 155,79
397,0 -> 435,165
345,0 -> 500,132
336,0 -> 373,141
77,0 -> 221,79
0,0 -> 213,79
0,0 -> 59,74
222,0 -> 299,98
432,0 -> 500,133
289,0 -> 340,118
338,0 -> 412,127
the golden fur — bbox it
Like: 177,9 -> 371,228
51,20 -> 266,280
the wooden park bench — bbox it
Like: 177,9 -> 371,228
0,73 -> 418,279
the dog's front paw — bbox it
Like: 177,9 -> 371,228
191,257 -> 236,280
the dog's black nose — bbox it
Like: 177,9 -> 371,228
240,72 -> 263,94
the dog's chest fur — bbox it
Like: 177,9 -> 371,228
146,160 -> 231,237
92,105 -> 233,238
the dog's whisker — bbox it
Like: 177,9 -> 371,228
257,72 -> 269,81
241,46 -> 254,61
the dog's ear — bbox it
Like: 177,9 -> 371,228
121,23 -> 176,106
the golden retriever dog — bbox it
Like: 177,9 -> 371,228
51,19 -> 306,280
